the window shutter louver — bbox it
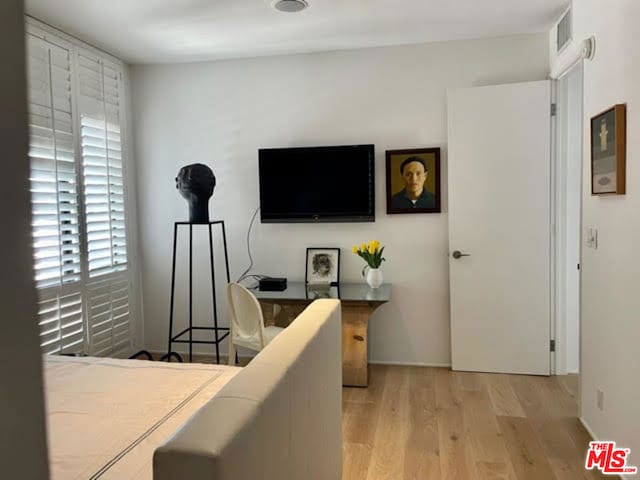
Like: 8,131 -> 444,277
27,33 -> 85,354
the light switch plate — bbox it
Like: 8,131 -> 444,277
585,227 -> 598,249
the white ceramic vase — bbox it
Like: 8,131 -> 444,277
366,267 -> 383,289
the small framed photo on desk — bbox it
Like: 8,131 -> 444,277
305,247 -> 340,286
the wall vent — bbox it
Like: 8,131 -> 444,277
557,8 -> 572,52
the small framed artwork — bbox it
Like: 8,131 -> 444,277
386,148 -> 441,214
305,248 -> 340,285
591,104 -> 626,195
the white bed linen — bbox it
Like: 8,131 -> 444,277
44,356 -> 240,480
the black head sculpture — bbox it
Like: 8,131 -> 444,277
175,163 -> 216,223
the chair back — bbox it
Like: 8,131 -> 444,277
227,282 -> 265,346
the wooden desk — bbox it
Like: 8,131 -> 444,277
254,282 -> 391,387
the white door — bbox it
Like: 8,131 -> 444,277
447,81 -> 551,375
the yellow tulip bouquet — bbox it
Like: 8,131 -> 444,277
352,240 -> 386,276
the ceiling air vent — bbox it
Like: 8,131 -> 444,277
272,0 -> 309,13
557,8 -> 572,52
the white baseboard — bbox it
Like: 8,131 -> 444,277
580,416 -> 598,440
368,360 -> 451,368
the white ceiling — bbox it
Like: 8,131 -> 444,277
25,0 -> 567,64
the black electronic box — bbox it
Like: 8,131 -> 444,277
258,277 -> 287,292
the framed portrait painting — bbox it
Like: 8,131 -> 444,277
305,248 -> 340,285
591,104 -> 626,195
386,148 -> 441,214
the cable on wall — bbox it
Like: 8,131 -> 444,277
237,206 -> 264,285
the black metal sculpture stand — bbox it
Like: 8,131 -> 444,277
165,221 -> 231,364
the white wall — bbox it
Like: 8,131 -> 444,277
0,1 -> 50,477
551,0 -> 640,466
131,34 -> 549,365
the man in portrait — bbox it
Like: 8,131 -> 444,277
391,156 -> 436,209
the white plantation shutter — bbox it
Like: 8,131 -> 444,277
77,53 -> 128,277
36,289 -> 84,355
27,35 -> 81,288
27,33 -> 85,354
77,50 -> 132,355
25,22 -> 135,357
87,276 -> 131,356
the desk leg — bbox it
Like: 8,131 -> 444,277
260,302 -> 276,327
259,300 -> 377,388
260,302 -> 305,328
341,304 -> 372,387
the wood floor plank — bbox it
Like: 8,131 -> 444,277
341,366 -> 602,480
343,400 -> 380,445
462,390 -> 517,479
364,366 -> 411,480
541,377 -> 578,418
436,366 -> 463,409
476,462 -> 515,480
403,367 -> 440,480
509,374 -> 598,480
438,402 -> 479,480
455,370 -> 483,392
535,419 -> 595,480
548,457 -> 593,480
508,374 -> 548,417
343,443 -> 372,479
564,419 -> 608,479
347,364 -> 387,404
557,374 -> 579,400
485,374 -> 527,417
497,415 -> 557,480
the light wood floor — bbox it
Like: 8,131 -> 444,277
342,365 -> 605,480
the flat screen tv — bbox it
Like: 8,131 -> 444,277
258,144 -> 375,223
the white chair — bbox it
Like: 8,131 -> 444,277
227,282 -> 284,365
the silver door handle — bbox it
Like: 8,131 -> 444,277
452,250 -> 471,259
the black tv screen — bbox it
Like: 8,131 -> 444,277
258,145 -> 375,223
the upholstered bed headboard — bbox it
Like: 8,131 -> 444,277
153,299 -> 342,480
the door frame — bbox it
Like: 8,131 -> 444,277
551,62 -> 584,376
